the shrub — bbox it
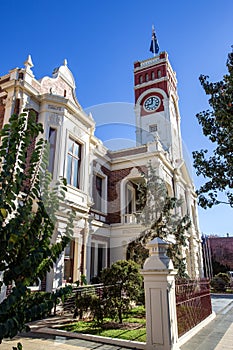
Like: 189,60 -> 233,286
210,273 -> 230,292
74,289 -> 103,324
101,260 -> 143,323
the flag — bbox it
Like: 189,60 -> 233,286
150,26 -> 159,55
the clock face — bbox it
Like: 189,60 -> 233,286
144,96 -> 161,111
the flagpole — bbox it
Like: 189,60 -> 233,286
152,25 -> 155,57
150,24 -> 159,57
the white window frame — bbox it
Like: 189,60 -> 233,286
47,126 -> 57,176
65,135 -> 83,189
125,183 -> 136,214
89,241 -> 108,279
92,170 -> 107,214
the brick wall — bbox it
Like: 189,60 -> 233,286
209,237 -> 233,269
102,165 -> 147,224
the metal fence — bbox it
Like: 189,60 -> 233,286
175,278 -> 212,337
63,283 -> 104,312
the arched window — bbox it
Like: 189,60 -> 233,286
145,73 -> 149,82
157,70 -> 162,78
151,71 -> 155,80
139,75 -> 143,84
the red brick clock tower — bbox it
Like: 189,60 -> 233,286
134,52 -> 183,163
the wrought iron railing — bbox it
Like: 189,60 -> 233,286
175,278 -> 212,337
62,283 -> 104,312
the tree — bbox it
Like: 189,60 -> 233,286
100,260 -> 143,323
0,111 -> 74,342
193,49 -> 233,208
127,163 -> 191,277
212,258 -> 230,276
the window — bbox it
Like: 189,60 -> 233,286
64,241 -> 75,283
126,184 -> 135,214
90,242 -> 107,280
149,124 -> 158,133
151,71 -> 155,80
157,70 -> 162,78
66,138 -> 81,188
93,175 -> 103,211
139,75 -> 143,84
145,73 -> 149,82
48,127 -> 57,174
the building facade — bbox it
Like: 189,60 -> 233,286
202,235 -> 233,278
0,52 -> 203,290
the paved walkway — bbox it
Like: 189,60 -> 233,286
1,316 -> 137,350
1,294 -> 233,350
1,335 -> 133,350
180,294 -> 233,350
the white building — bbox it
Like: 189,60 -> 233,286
0,52 -> 203,290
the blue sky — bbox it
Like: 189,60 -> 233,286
1,0 -> 233,236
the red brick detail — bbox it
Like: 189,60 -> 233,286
134,63 -> 167,86
140,92 -> 164,116
0,98 -> 5,130
0,76 -> 10,129
134,61 -> 140,69
135,80 -> 168,103
101,165 -> 146,224
41,276 -> 47,291
13,98 -> 20,115
208,237 -> 233,269
134,56 -> 173,103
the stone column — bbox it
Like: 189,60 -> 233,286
141,237 -> 180,350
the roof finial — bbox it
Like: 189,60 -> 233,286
63,58 -> 68,66
24,54 -> 34,69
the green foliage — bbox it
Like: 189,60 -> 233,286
12,342 -> 23,350
80,274 -> 87,286
73,274 -> 88,287
100,260 -> 143,323
60,306 -> 146,342
212,258 -> 230,275
61,305 -> 146,342
74,287 -> 103,323
74,263 -> 143,325
210,273 -> 230,292
127,162 -> 191,277
0,112 -> 75,342
193,49 -> 233,208
75,291 -> 103,324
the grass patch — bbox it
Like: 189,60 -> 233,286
58,305 -> 146,343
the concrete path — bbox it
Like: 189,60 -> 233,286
1,335 -> 90,350
1,333 -> 133,350
180,294 -> 233,350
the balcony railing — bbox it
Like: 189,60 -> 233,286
123,213 -> 140,224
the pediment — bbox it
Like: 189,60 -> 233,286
40,59 -> 81,110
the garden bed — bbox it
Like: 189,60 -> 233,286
58,306 -> 146,342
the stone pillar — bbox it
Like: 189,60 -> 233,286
141,237 -> 180,350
